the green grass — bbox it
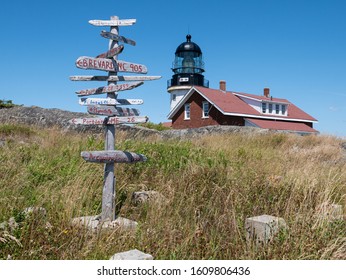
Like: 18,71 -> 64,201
0,124 -> 345,259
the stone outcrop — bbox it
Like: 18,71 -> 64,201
0,106 -> 269,139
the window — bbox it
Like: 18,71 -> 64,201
202,102 -> 209,118
262,103 -> 267,114
269,103 -> 273,114
172,94 -> 176,101
184,103 -> 190,120
275,104 -> 280,114
281,105 -> 286,115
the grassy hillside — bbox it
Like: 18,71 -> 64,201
0,124 -> 345,260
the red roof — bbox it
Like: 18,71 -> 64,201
194,86 -> 317,122
245,118 -> 318,133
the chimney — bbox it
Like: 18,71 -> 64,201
264,88 -> 270,98
219,80 -> 226,91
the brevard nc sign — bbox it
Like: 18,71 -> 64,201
76,82 -> 143,96
96,45 -> 124,59
75,56 -> 148,73
70,75 -> 161,82
69,116 -> 148,125
81,150 -> 147,164
79,97 -> 144,106
87,105 -> 140,117
101,31 -> 136,46
88,19 -> 136,26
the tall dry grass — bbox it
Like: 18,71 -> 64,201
0,125 -> 345,259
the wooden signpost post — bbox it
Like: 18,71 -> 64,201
70,15 -> 161,224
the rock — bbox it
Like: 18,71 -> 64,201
109,249 -> 153,260
23,206 -> 47,218
8,217 -> 18,230
71,215 -> 137,232
245,214 -> 287,244
0,221 -> 8,230
316,203 -> 344,221
132,191 -> 166,205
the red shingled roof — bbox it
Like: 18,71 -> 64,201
194,86 -> 317,122
245,118 -> 318,133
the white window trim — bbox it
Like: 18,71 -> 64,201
202,101 -> 209,118
184,103 -> 191,120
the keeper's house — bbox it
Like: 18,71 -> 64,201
166,35 -> 318,134
167,83 -> 318,134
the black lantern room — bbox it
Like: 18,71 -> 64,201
167,34 -> 209,88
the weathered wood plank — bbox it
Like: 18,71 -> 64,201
69,116 -> 148,125
89,19 -> 136,26
87,106 -> 140,117
75,56 -> 148,73
96,45 -> 124,58
79,98 -> 144,106
101,31 -> 136,46
76,82 -> 143,96
70,75 -> 161,82
81,150 -> 147,164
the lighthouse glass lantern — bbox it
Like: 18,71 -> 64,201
168,34 -> 208,88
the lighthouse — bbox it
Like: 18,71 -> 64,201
167,34 -> 209,112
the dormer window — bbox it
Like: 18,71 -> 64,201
275,104 -> 280,114
262,103 -> 267,113
282,105 -> 286,115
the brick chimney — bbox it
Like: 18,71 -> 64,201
264,88 -> 270,98
220,80 -> 226,91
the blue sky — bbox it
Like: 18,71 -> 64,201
0,0 -> 345,137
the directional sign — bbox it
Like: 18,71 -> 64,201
75,56 -> 148,73
79,97 -> 144,106
96,45 -> 124,58
89,19 -> 136,26
81,150 -> 146,164
69,116 -> 148,125
87,106 -> 140,117
101,30 -> 136,46
70,75 -> 161,82
76,82 -> 143,96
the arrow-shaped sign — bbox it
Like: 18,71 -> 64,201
70,75 -> 161,82
101,30 -> 136,46
76,82 -> 143,96
89,19 -> 136,26
81,150 -> 146,164
87,106 -> 140,117
69,116 -> 148,125
79,97 -> 144,106
75,56 -> 148,73
96,45 -> 124,58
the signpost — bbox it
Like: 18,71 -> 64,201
69,116 -> 148,125
70,15 -> 160,224
87,105 -> 140,117
76,56 -> 148,73
79,97 -> 144,106
101,30 -> 136,46
89,19 -> 136,26
76,81 -> 143,96
96,45 -> 124,58
81,151 -> 147,164
70,75 -> 161,82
